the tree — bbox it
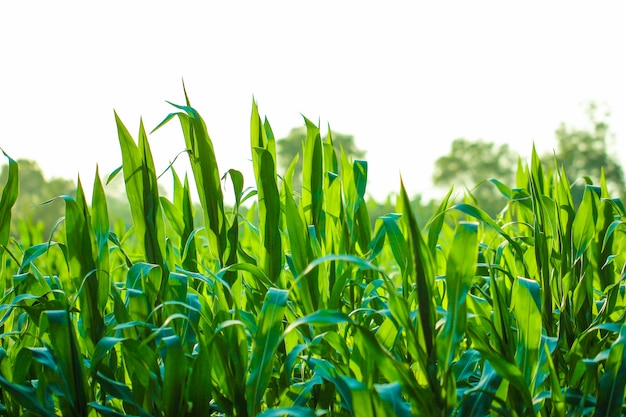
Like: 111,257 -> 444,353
546,102 -> 625,199
433,138 -> 517,215
276,126 -> 366,192
0,159 -> 76,240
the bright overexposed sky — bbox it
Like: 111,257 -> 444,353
1,2 -> 625,201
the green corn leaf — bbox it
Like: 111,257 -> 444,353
115,112 -> 148,258
160,196 -> 185,237
0,149 -> 18,252
295,254 -> 381,285
250,101 -> 282,285
543,343 -> 565,417
344,377 -> 378,417
453,203 -> 525,256
42,309 -> 90,417
284,309 -> 353,335
457,362 -> 502,417
247,288 -> 289,415
308,357 -> 353,411
427,186 -> 454,257
283,179 -> 310,278
119,339 -> 161,415
353,324 -> 437,412
258,406 -> 317,417
301,117 -> 324,229
225,168 -> 245,208
0,373 -> 56,417
256,148 -> 283,283
91,167 -> 111,315
530,144 -> 545,196
489,177 -> 513,200
375,382 -> 411,417
18,241 -> 60,274
283,177 -> 316,314
27,347 -> 57,371
187,338 -> 212,416
399,178 -> 437,374
115,114 -> 167,279
89,401 -> 142,417
511,277 -> 542,392
572,185 -> 601,260
466,321 -> 534,412
62,187 -> 104,346
180,174 -> 198,272
162,335 -> 187,416
153,98 -> 228,273
126,262 -> 163,318
323,171 -> 343,251
91,337 -> 126,372
93,372 -> 145,413
490,271 -> 516,361
438,222 -> 478,383
595,324 -> 626,417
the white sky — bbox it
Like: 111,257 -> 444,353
1,2 -> 626,201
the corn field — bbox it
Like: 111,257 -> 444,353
0,91 -> 625,416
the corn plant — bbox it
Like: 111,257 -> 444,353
0,89 -> 624,416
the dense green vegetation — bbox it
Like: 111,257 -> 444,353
0,93 -> 625,416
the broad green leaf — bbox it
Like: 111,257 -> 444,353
427,186 -> 454,257
344,377 -> 378,417
152,96 -> 229,280
438,221 -> 478,396
0,149 -> 18,252
284,309 -> 353,335
247,288 -> 289,415
91,167 -> 111,314
0,373 -> 56,417
42,310 -> 90,417
452,203 -> 528,276
375,382 -> 411,417
283,178 -> 310,278
91,336 -> 125,367
187,338 -> 212,416
511,277 -> 542,392
162,335 -> 187,416
595,324 -> 626,417
572,185 -> 600,260
18,242 -> 60,274
258,406 -> 317,417
62,186 -> 104,346
353,324 -> 437,412
399,178 -> 437,381
301,117 -> 323,229
466,321 -> 534,412
457,362 -> 502,417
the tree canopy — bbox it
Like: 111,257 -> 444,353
546,103 -> 625,199
432,138 -> 517,215
432,102 -> 625,214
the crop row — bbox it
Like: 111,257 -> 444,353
0,92 -> 625,416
